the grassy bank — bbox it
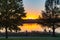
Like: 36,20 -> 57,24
0,37 -> 60,40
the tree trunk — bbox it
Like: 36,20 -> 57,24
52,24 -> 55,37
5,26 -> 8,38
52,9 -> 56,37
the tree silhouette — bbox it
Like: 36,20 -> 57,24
44,0 -> 60,36
0,0 -> 26,38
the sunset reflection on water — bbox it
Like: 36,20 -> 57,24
19,23 -> 44,32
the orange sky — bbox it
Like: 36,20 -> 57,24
22,10 -> 43,19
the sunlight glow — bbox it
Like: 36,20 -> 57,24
22,11 -> 42,19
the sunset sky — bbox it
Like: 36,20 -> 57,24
22,0 -> 46,19
19,0 -> 46,32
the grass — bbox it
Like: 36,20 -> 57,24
0,37 -> 60,40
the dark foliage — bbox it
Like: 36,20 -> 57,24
0,0 -> 26,38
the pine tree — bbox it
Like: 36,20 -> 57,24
0,0 -> 26,38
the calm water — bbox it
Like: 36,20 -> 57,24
19,23 -> 50,32
19,23 -> 60,33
